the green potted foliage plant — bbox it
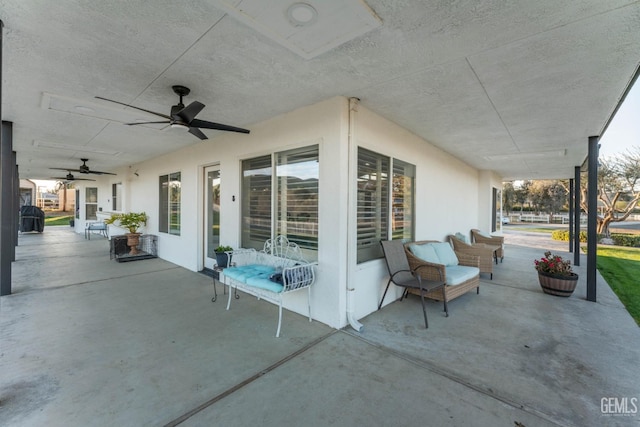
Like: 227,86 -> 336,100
214,245 -> 233,268
534,251 -> 579,297
105,212 -> 148,255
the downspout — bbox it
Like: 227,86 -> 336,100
346,97 -> 363,332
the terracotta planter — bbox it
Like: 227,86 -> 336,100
537,271 -> 578,297
126,233 -> 141,255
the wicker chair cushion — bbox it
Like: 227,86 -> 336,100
454,232 -> 467,243
431,242 -> 459,266
407,243 -> 439,264
446,265 -> 480,285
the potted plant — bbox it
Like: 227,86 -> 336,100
534,251 -> 579,297
105,212 -> 148,255
214,245 -> 233,268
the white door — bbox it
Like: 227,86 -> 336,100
204,166 -> 221,269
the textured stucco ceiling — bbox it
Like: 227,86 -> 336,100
2,0 -> 639,181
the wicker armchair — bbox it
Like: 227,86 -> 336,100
448,234 -> 496,279
403,241 -> 480,311
470,229 -> 504,262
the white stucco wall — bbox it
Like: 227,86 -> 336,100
348,104 -> 485,323
478,170 -> 504,234
71,96 -> 502,331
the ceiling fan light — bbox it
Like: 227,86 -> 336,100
170,123 -> 189,131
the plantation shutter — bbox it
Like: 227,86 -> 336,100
356,147 -> 389,263
241,155 -> 272,250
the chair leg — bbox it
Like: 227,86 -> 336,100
419,291 -> 428,328
442,287 -> 449,317
378,279 -> 392,310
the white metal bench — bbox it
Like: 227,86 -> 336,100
222,236 -> 316,337
85,221 -> 108,240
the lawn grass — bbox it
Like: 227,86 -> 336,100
44,215 -> 73,226
597,246 -> 640,326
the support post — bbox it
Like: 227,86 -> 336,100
574,166 -> 581,266
586,136 -> 599,302
0,20 -> 11,296
569,178 -> 574,253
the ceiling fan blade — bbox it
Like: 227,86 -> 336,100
95,96 -> 171,120
50,176 -> 96,181
50,167 -> 82,173
176,101 -> 205,123
190,119 -> 250,134
188,127 -> 208,140
81,170 -> 117,176
125,120 -> 171,126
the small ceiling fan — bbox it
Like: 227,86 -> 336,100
96,85 -> 250,140
50,172 -> 96,182
51,158 -> 116,176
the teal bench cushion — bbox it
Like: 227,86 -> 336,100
245,275 -> 284,293
224,265 -> 276,282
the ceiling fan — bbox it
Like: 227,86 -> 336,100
50,158 -> 117,176
50,172 -> 96,182
95,85 -> 250,140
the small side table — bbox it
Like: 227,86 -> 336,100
211,266 -> 225,302
211,264 -> 238,302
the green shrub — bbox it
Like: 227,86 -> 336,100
551,230 -> 587,242
610,233 -> 640,247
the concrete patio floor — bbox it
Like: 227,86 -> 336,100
1,227 -> 639,426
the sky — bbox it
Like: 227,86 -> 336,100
598,79 -> 640,158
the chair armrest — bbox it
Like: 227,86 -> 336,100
455,252 -> 480,268
455,245 -> 495,258
413,264 -> 445,282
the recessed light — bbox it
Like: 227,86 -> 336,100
286,3 -> 317,27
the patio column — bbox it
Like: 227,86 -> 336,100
569,178 -> 574,252
573,166 -> 581,266
586,136 -> 599,302
0,20 -> 11,296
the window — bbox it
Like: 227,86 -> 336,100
85,187 -> 98,220
241,145 -> 319,256
241,155 -> 272,249
392,159 -> 415,241
276,146 -> 319,250
357,148 -> 415,263
112,183 -> 122,211
159,172 -> 181,235
493,187 -> 501,232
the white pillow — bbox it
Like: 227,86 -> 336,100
431,242 -> 459,266
408,243 -> 440,264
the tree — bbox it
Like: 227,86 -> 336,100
502,182 -> 515,214
528,180 -> 568,218
581,147 -> 640,236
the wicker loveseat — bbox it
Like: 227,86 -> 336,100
448,234 -> 497,279
470,229 -> 505,262
404,240 -> 480,312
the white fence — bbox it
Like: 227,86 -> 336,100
505,214 -> 588,224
